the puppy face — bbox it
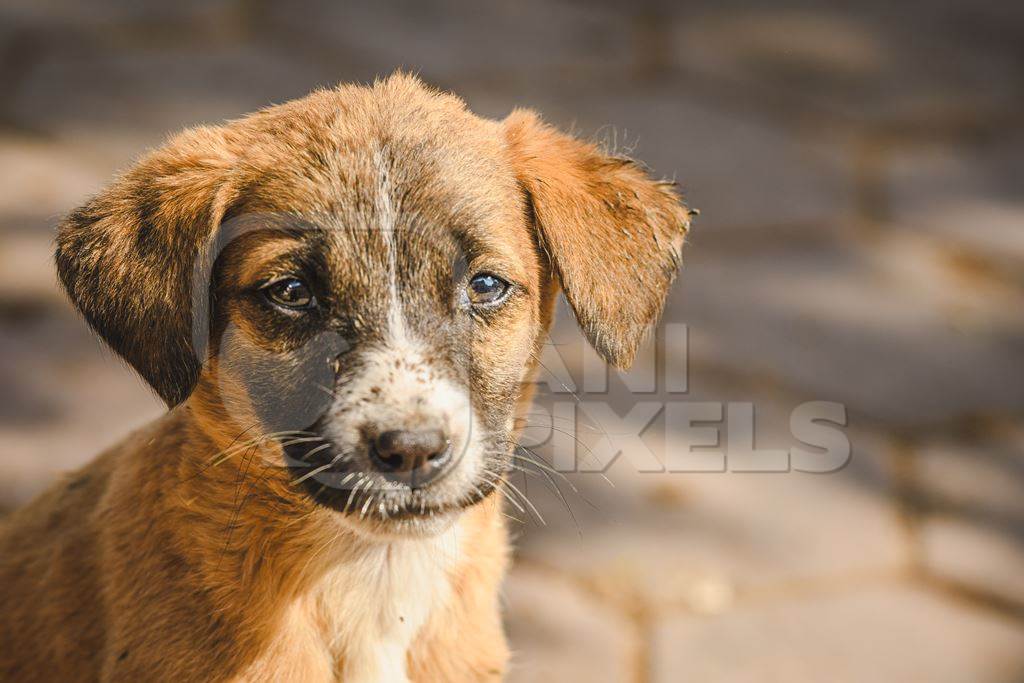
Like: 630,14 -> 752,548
202,140 -> 544,535
55,74 -> 691,538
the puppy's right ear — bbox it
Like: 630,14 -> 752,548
55,126 -> 237,407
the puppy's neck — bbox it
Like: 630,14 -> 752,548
313,529 -> 461,681
226,509 -> 468,681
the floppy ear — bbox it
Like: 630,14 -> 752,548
55,126 -> 236,407
504,110 -> 692,368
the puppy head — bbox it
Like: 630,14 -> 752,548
55,74 -> 691,538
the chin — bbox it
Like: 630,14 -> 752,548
337,506 -> 468,540
307,477 -> 500,540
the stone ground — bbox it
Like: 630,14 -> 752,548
1,1 -> 1022,681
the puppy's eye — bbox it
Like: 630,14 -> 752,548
263,277 -> 315,310
467,273 -> 510,305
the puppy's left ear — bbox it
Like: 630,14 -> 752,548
55,126 -> 237,407
504,110 -> 692,369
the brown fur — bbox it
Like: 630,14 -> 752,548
0,74 -> 690,681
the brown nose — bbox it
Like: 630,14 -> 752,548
370,429 -> 452,488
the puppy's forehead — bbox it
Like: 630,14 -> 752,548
226,82 -> 536,330
231,85 -> 533,264
233,83 -> 517,222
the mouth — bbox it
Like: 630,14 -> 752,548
282,438 -> 502,522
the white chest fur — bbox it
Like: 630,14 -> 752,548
312,528 -> 461,683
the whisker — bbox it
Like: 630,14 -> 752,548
516,442 -> 614,490
527,349 -> 617,456
218,442 -> 272,570
290,448 -> 340,485
507,463 -> 543,479
501,475 -> 546,526
203,431 -> 320,471
486,481 -> 526,515
360,492 -> 375,518
344,477 -> 367,515
511,448 -> 580,491
513,414 -> 610,434
206,430 -> 317,463
513,447 -> 605,516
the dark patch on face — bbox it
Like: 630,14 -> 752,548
210,224 -> 349,433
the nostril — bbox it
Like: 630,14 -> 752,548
375,450 -> 405,471
370,429 -> 451,486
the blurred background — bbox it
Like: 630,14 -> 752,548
1,1 -> 1022,680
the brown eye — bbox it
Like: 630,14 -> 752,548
467,273 -> 510,306
264,277 -> 315,310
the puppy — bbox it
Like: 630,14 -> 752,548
0,74 -> 690,682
